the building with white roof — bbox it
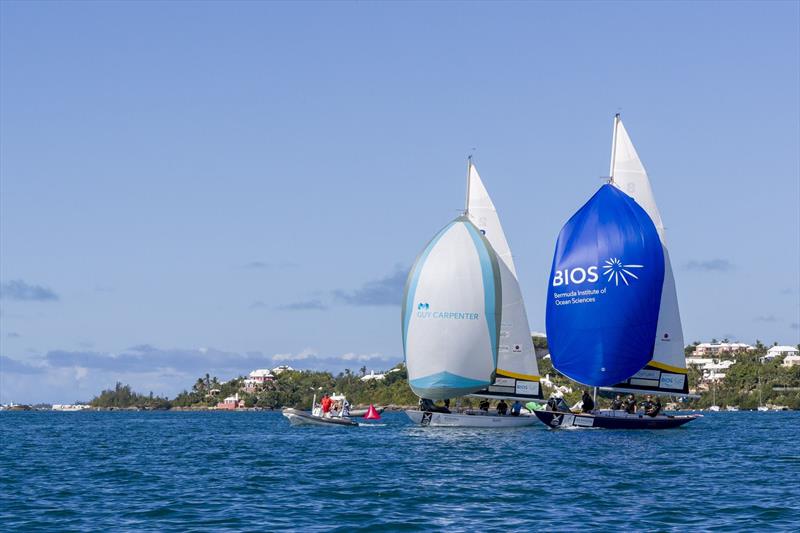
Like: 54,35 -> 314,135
701,360 -> 735,382
762,345 -> 799,362
242,368 -> 275,392
782,354 -> 800,368
692,342 -> 754,356
249,369 -> 274,381
686,357 -> 714,367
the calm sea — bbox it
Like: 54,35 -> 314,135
1,411 -> 798,531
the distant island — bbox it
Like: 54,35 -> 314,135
70,338 -> 800,412
87,364 -> 419,411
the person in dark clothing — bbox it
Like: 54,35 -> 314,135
622,394 -> 637,414
644,395 -> 661,417
581,390 -> 595,413
497,399 -> 508,416
443,398 -> 450,410
547,395 -> 570,412
610,394 -> 624,410
546,397 -> 559,411
479,399 -> 490,412
420,398 -> 450,413
640,395 -> 654,415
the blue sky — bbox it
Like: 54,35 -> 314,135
1,1 -> 798,403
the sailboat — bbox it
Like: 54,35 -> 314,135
757,373 -> 769,411
532,115 -> 701,429
403,159 -> 543,427
709,378 -> 721,411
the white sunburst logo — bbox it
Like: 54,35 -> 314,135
602,258 -> 644,286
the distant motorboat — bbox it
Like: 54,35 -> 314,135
757,406 -> 769,412
725,406 -> 739,412
709,405 -> 721,412
52,404 -> 90,412
281,408 -> 358,427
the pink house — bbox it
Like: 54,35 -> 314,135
217,393 -> 245,410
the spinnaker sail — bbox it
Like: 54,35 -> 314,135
402,216 -> 502,400
545,183 -> 665,387
465,162 -> 543,400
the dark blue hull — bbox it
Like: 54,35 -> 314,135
533,409 -> 700,429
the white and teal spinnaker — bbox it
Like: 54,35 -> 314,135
402,215 -> 502,400
465,162 -> 543,400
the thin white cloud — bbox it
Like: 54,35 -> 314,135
271,348 -> 318,362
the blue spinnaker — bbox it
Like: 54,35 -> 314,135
545,184 -> 665,387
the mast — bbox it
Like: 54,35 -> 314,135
465,155 -> 472,214
758,372 -> 762,407
609,113 -> 620,183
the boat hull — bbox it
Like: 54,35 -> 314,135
533,409 -> 700,430
282,408 -> 358,427
405,410 -> 538,428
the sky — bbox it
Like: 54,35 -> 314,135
1,1 -> 798,404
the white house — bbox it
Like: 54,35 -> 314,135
701,360 -> 735,382
249,369 -> 274,382
686,357 -> 714,367
762,345 -> 799,362
361,370 -> 387,381
360,368 -> 401,382
782,354 -> 800,368
692,342 -> 754,356
272,365 -> 294,375
242,368 -> 275,392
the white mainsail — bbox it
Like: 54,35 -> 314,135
402,216 -> 502,400
609,115 -> 688,394
466,162 -> 542,400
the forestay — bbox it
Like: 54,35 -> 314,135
402,216 -> 502,400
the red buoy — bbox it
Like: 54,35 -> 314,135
364,404 -> 381,419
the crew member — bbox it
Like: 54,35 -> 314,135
321,394 -> 333,418
497,399 -> 508,416
610,394 -> 623,410
581,390 -> 595,413
623,394 -> 637,414
479,399 -> 490,412
644,395 -> 661,417
511,400 -> 523,416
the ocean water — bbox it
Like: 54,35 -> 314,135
1,411 -> 798,532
